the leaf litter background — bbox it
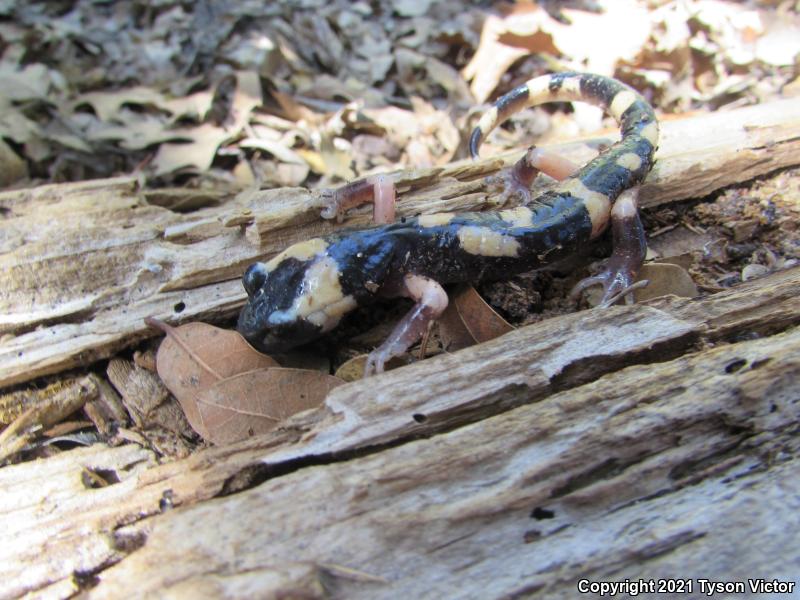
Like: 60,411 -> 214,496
1,0 -> 800,456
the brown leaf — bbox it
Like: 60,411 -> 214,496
152,123 -> 232,176
455,285 -> 515,344
438,285 -> 514,350
635,263 -> 699,303
437,287 -> 479,353
463,1 -> 650,102
152,71 -> 262,175
462,9 -> 536,103
648,225 -> 715,270
195,368 -> 343,445
0,138 -> 27,186
582,262 -> 699,307
74,86 -> 166,122
147,318 -> 279,439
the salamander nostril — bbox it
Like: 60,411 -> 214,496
243,263 -> 267,296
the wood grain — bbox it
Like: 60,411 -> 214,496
2,266 -> 798,598
91,324 -> 800,599
1,99 -> 800,388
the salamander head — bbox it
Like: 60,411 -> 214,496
237,251 -> 358,354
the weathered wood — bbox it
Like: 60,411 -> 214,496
1,99 -> 800,388
91,327 -> 800,599
2,266 -> 799,598
0,443 -> 158,599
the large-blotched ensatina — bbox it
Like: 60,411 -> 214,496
237,72 -> 659,375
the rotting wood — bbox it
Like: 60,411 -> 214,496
5,311 -> 799,598
91,327 -> 800,599
1,266 -> 799,598
0,443 -> 158,599
0,376 -> 98,463
1,99 -> 800,388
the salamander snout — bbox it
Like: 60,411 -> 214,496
237,259 -> 325,353
242,262 -> 268,297
237,254 -> 359,354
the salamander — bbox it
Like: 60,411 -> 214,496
237,72 -> 659,375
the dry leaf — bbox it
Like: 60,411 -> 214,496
319,134 -> 356,180
295,148 -> 328,174
647,226 -> 715,270
462,9 -> 538,103
152,71 -> 262,176
437,288 -> 479,353
0,62 -> 55,102
455,285 -> 514,344
152,123 -> 233,176
0,138 -> 27,186
395,48 -> 474,105
74,86 -> 167,122
393,0 -> 432,18
0,100 -> 41,145
239,137 -> 306,165
438,285 -> 514,350
578,261 -> 700,306
463,1 -> 650,102
635,263 -> 699,303
195,368 -> 343,445
147,318 -> 279,438
164,91 -> 215,121
86,113 -> 181,151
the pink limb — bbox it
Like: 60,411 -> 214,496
571,187 -> 648,307
319,174 -> 396,224
364,274 -> 449,377
486,146 -> 581,205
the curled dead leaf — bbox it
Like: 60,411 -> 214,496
437,290 -> 478,353
146,318 -> 279,439
195,368 -> 343,445
438,285 -> 514,350
456,285 -> 515,344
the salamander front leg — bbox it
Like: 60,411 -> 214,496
320,174 -> 396,224
364,274 -> 449,377
487,146 -> 581,205
571,187 -> 648,307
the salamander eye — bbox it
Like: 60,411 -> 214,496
242,263 -> 268,297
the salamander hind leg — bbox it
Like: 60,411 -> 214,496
364,274 -> 449,377
571,186 -> 648,307
486,146 -> 582,206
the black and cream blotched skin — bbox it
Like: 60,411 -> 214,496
238,72 -> 659,373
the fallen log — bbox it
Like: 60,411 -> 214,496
1,98 -> 800,387
91,325 -> 800,599
2,265 -> 799,598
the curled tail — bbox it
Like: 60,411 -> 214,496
469,72 -> 659,209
